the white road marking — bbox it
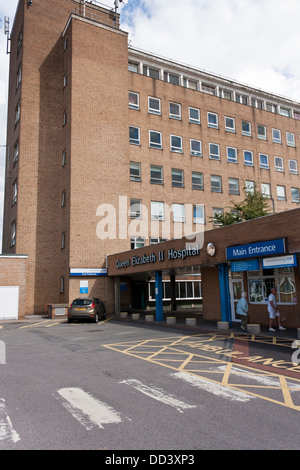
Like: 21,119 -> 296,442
120,379 -> 196,413
172,371 -> 256,403
0,399 -> 20,443
57,388 -> 122,430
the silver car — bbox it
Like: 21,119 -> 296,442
68,297 -> 106,323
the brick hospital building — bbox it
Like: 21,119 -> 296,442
2,0 -> 300,321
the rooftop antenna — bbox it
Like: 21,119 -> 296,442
114,0 -> 128,15
4,16 -> 11,54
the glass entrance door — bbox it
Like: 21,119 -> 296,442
230,279 -> 244,322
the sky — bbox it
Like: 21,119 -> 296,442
0,0 -> 300,250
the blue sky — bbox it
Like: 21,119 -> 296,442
1,0 -> 300,249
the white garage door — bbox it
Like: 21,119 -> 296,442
0,287 -> 19,320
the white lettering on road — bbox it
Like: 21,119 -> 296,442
120,379 -> 196,413
0,399 -> 20,443
57,388 -> 122,430
172,371 -> 256,403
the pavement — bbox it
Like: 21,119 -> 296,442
1,310 -> 297,340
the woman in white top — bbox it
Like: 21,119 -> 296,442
268,287 -> 286,331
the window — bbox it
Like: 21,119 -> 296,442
130,162 -> 141,182
15,100 -> 20,126
202,83 -> 215,95
280,107 -> 291,118
128,62 -> 139,73
227,147 -> 237,163
274,156 -> 284,172
244,150 -> 253,166
291,188 -> 300,203
13,140 -> 19,165
289,159 -> 298,175
151,201 -> 164,221
209,143 -> 220,160
164,72 -> 180,85
193,205 -> 205,224
272,128 -> 281,144
63,109 -> 67,126
261,183 -> 271,199
63,72 -> 67,88
192,172 -> 204,191
60,277 -> 65,294
258,125 -> 267,140
220,89 -> 232,100
130,199 -> 141,218
131,237 -> 145,249
170,135 -> 183,153
236,94 -> 248,105
150,165 -> 163,185
62,149 -> 66,166
144,66 -> 160,79
17,29 -> 23,56
172,204 -> 185,222
229,177 -> 239,195
211,175 -> 222,193
245,180 -> 255,194
150,238 -> 168,244
242,121 -> 251,136
149,130 -> 162,149
10,221 -> 16,247
248,260 -> 296,304
277,185 -> 286,201
16,63 -> 22,89
148,97 -> 161,115
190,139 -> 202,157
252,99 -> 263,110
189,107 -> 200,124
61,191 -> 66,207
207,112 -> 218,129
266,103 -> 277,113
286,132 -> 295,147
63,36 -> 68,51
183,78 -> 198,90
169,102 -> 181,120
172,169 -> 184,187
12,179 -> 17,205
225,116 -> 235,133
259,153 -> 269,169
129,126 -> 140,145
129,92 -> 139,110
61,233 -> 65,249
212,208 -> 224,225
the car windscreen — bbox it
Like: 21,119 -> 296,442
72,299 -> 92,306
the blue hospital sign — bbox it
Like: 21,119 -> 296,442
226,238 -> 286,261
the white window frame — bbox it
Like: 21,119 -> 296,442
207,112 -> 218,129
169,102 -> 181,120
274,156 -> 284,172
189,107 -> 200,124
242,121 -> 251,136
211,175 -> 222,193
289,159 -> 298,175
151,201 -> 164,221
244,150 -> 254,166
261,183 -> 271,199
131,237 -> 145,249
259,153 -> 269,169
150,165 -> 163,185
130,198 -> 142,219
149,130 -> 162,149
129,126 -> 140,145
229,177 -> 240,195
227,147 -> 237,163
170,135 -> 183,153
130,162 -> 141,182
258,125 -> 267,140
277,185 -> 286,201
192,172 -> 204,191
291,187 -> 300,203
225,116 -> 235,133
172,168 -> 184,187
190,139 -> 202,157
172,203 -> 185,222
272,128 -> 281,144
286,132 -> 295,147
209,143 -> 220,160
148,96 -> 161,115
193,204 -> 205,224
129,91 -> 139,110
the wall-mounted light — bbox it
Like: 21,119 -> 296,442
207,243 -> 216,257
28,0 -> 33,6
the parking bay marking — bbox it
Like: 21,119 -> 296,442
57,388 -> 122,430
120,379 -> 196,413
104,335 -> 300,412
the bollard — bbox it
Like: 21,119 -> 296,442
186,318 -> 196,327
217,321 -> 229,331
132,313 -> 140,321
145,315 -> 154,322
120,312 -> 128,318
246,324 -> 261,334
166,317 -> 176,325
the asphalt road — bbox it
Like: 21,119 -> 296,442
0,316 -> 300,451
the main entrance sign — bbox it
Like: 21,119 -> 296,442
226,238 -> 286,261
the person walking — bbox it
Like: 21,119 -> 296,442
236,292 -> 249,331
268,287 -> 286,331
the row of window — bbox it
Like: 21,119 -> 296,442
129,93 -> 298,146
128,60 -> 300,120
129,132 -> 299,174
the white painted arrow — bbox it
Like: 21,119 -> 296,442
0,399 -> 20,443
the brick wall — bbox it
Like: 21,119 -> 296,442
0,256 -> 27,319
